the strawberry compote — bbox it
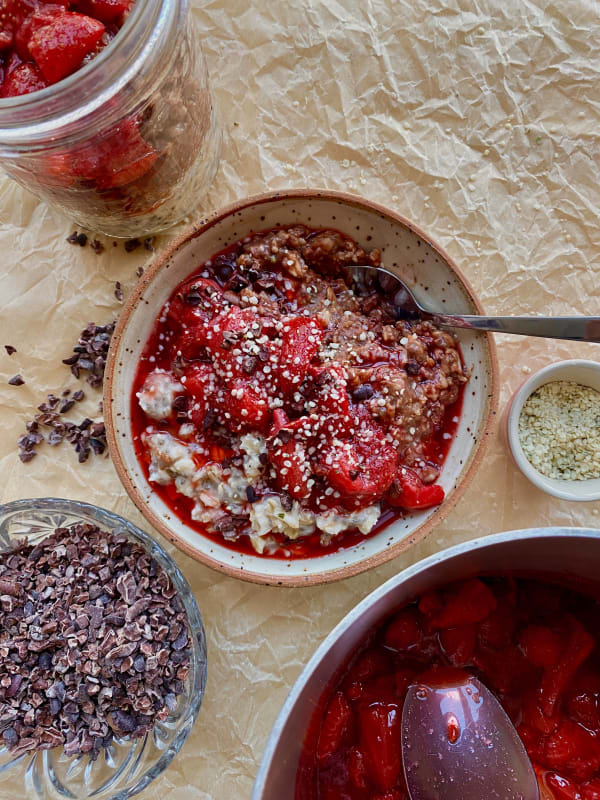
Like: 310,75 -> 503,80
298,576 -> 600,800
0,0 -> 133,98
132,226 -> 467,558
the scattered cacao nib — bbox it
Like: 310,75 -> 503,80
90,240 -> 105,255
280,492 -> 293,512
62,321 -> 115,388
0,523 -> 191,759
246,486 -> 258,503
124,238 -> 141,253
115,282 -> 123,302
4,345 -> 16,356
8,374 -> 24,386
406,360 -> 420,376
136,266 -> 144,278
67,232 -> 88,247
143,238 -> 155,252
352,384 -> 374,402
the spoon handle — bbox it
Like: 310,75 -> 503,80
427,313 -> 600,343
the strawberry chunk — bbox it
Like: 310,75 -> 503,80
75,0 -> 131,23
539,619 -> 595,717
185,363 -> 217,428
583,779 -> 600,800
269,435 -> 311,501
68,115 -> 157,189
347,747 -> 369,790
14,4 -> 65,59
29,12 -> 105,84
384,609 -> 422,652
317,692 -> 352,764
0,60 -> 47,96
520,625 -> 565,668
314,409 -> 397,506
307,362 -> 350,417
546,772 -> 584,800
477,599 -> 517,649
429,578 -> 498,629
277,316 -> 323,398
439,624 -> 477,666
567,691 -> 600,732
217,378 -> 270,434
386,467 -> 444,510
359,702 -> 402,791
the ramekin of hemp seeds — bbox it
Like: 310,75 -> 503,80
505,360 -> 600,501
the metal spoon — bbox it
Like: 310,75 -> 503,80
352,265 -> 600,342
401,669 -> 539,800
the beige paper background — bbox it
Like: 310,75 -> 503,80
1,0 -> 600,797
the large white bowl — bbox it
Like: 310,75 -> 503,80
105,189 -> 499,586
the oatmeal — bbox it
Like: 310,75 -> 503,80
131,226 -> 467,558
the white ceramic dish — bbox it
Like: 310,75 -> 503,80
105,189 -> 499,586
505,359 -> 600,502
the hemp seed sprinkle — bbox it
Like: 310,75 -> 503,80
518,381 -> 600,480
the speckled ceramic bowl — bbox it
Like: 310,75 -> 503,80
104,190 -> 499,586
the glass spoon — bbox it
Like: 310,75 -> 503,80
352,265 -> 600,342
401,668 -> 539,800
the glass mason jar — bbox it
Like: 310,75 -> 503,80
0,0 -> 221,238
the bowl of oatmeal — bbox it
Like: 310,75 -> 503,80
105,190 -> 498,585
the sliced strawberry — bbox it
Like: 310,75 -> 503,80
0,60 -> 47,96
317,692 -> 352,764
384,609 -> 422,653
75,0 -> 131,23
477,599 -> 517,650
347,648 -> 391,684
418,589 -> 443,620
277,316 -> 323,398
545,772 -> 584,800
269,435 -> 311,501
68,115 -> 157,189
29,12 -> 105,83
520,625 -> 565,668
386,467 -> 444,510
429,578 -> 497,630
217,378 -> 270,434
359,702 -> 402,792
307,362 -> 350,417
567,691 -> 600,731
394,667 -> 418,700
521,695 -> 561,736
14,4 -> 65,59
314,409 -> 397,507
185,363 -> 218,428
439,624 -> 476,666
539,619 -> 595,717
347,747 -> 369,790
583,779 -> 600,800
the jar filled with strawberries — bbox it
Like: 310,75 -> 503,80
0,0 -> 221,237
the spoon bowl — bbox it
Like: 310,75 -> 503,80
352,264 -> 600,342
401,669 -> 539,800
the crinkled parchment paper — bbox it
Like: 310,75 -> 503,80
1,1 -> 600,797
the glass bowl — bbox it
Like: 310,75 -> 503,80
0,497 -> 207,800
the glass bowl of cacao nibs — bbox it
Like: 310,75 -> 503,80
0,497 -> 206,800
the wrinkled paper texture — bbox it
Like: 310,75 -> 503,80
1,1 -> 600,797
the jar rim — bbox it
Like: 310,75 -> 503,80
0,0 -> 181,147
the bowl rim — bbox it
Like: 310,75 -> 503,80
506,359 -> 600,501
251,525 -> 600,798
104,188 -> 500,586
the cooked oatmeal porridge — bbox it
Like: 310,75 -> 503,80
131,226 -> 468,558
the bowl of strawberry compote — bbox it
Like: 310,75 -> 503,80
105,190 -> 498,585
252,527 -> 600,800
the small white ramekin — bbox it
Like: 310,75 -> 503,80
504,359 -> 600,501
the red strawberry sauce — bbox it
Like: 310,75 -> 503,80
131,225 -> 466,558
298,576 -> 600,800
